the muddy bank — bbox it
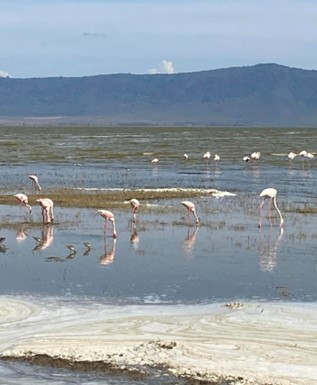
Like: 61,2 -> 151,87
0,297 -> 315,385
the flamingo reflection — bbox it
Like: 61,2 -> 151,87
130,225 -> 140,249
16,225 -> 28,242
99,238 -> 117,266
32,225 -> 54,252
258,227 -> 284,272
182,226 -> 199,259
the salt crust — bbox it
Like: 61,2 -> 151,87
0,297 -> 316,385
74,187 -> 237,197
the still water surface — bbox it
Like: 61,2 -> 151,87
0,126 -> 316,383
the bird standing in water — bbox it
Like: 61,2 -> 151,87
181,201 -> 200,224
14,193 -> 32,214
36,198 -> 54,224
130,198 -> 140,222
97,209 -> 117,238
258,188 -> 284,228
28,174 -> 42,191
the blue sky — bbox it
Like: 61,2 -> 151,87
1,0 -> 317,78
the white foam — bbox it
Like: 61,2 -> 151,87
0,296 -> 316,384
73,187 -> 237,196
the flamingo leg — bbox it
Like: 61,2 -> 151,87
258,198 -> 266,228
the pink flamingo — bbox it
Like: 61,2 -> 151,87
130,198 -> 140,222
181,201 -> 200,224
258,188 -> 284,228
28,174 -> 42,191
36,198 -> 54,224
14,193 -> 32,214
97,209 -> 117,238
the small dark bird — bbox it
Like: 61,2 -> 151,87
65,244 -> 77,254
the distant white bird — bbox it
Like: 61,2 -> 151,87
287,152 -> 297,161
214,154 -> 220,161
183,153 -> 188,160
307,152 -> 315,159
151,158 -> 159,164
251,151 -> 261,160
203,151 -> 211,160
243,156 -> 251,162
299,150 -> 308,157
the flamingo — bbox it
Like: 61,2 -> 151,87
183,153 -> 188,160
36,198 -> 54,224
151,158 -> 159,164
203,151 -> 211,161
28,174 -> 42,191
181,201 -> 200,224
287,152 -> 297,162
14,193 -> 32,214
243,156 -> 251,162
97,209 -> 117,238
258,188 -> 284,228
251,151 -> 261,160
130,198 -> 140,222
299,150 -> 308,158
214,154 -> 220,161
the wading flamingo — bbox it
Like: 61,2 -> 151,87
14,193 -> 32,214
181,201 -> 200,224
258,188 -> 284,228
36,198 -> 54,224
97,209 -> 117,238
287,152 -> 297,161
203,151 -> 211,161
251,151 -> 261,161
28,174 -> 42,191
130,198 -> 140,222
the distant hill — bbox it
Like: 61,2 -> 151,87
1,63 -> 317,126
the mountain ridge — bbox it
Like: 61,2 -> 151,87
1,63 -> 317,127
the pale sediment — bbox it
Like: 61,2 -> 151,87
0,297 -> 316,385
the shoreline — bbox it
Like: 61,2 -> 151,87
0,297 -> 316,385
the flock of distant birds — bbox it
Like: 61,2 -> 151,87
150,149 -> 315,164
5,148 -> 314,254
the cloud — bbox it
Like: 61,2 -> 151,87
148,60 -> 175,74
82,32 -> 106,38
0,70 -> 10,78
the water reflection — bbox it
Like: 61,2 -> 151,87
130,225 -> 139,249
99,238 -> 117,266
16,225 -> 28,242
258,227 -> 284,272
32,225 -> 54,252
182,226 -> 199,259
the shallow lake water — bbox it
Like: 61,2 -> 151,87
0,126 -> 316,384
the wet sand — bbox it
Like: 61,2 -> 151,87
0,296 -> 316,385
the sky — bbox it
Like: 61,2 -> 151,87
1,0 -> 317,78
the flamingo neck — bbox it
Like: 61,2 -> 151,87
273,196 -> 284,227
